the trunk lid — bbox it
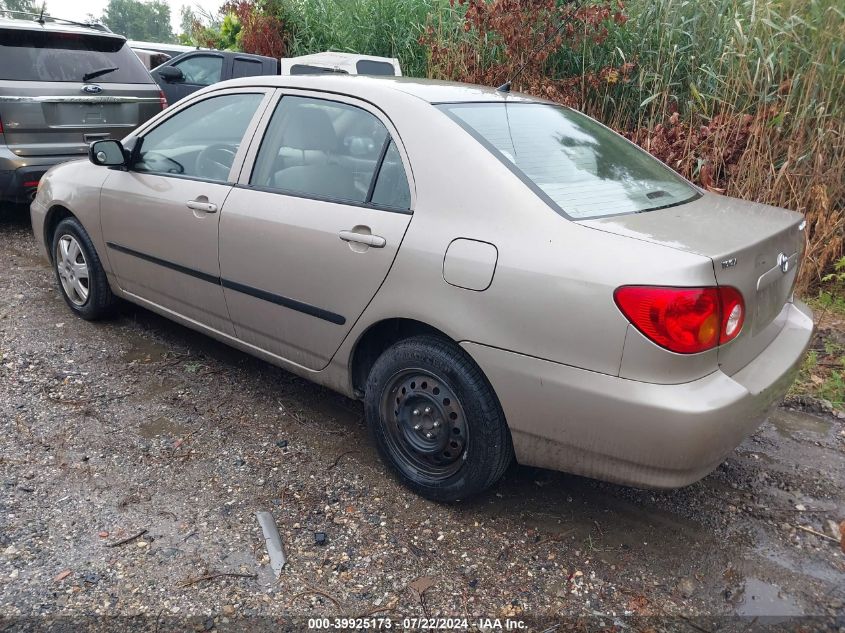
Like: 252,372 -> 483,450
582,192 -> 805,374
0,26 -> 161,157
0,80 -> 161,157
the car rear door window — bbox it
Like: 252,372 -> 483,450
174,54 -> 223,85
0,29 -> 153,83
232,58 -> 265,78
134,93 -> 263,182
250,95 -> 408,206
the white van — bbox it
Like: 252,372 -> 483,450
280,52 -> 402,77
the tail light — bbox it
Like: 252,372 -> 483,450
614,286 -> 745,354
159,90 -> 168,110
0,113 -> 4,134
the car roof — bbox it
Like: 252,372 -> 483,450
220,74 -> 542,105
0,16 -> 124,39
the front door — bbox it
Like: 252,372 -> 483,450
100,90 -> 271,335
219,93 -> 414,369
154,52 -> 226,104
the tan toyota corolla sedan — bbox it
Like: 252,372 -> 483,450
31,76 -> 813,501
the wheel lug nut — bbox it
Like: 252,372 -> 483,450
433,421 -> 440,428
413,424 -> 421,431
425,432 -> 433,439
412,409 -> 420,416
424,407 -> 431,414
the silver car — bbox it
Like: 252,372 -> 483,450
0,16 -> 164,203
30,76 -> 813,501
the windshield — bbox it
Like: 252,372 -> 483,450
438,102 -> 699,220
0,29 -> 153,83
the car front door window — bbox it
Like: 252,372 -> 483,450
175,55 -> 223,85
134,93 -> 264,182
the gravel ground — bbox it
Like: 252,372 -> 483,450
1,207 -> 843,632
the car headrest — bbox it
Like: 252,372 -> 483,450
281,107 -> 338,152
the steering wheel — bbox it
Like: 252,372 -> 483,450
140,151 -> 185,174
196,143 -> 238,182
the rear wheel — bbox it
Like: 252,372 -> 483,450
365,335 -> 513,501
51,217 -> 117,320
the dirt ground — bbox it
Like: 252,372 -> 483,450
1,207 -> 843,632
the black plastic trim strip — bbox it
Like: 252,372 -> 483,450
106,242 -> 346,325
366,136 -> 392,204
220,279 -> 346,325
106,242 -> 219,285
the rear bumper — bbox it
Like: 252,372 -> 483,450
0,150 -> 83,203
462,300 -> 814,488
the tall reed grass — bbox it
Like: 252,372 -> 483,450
275,0 -> 842,289
280,0 -> 441,77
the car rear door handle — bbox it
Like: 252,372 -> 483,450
186,199 -> 217,213
339,230 -> 386,248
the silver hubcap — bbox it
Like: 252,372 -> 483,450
56,235 -> 89,306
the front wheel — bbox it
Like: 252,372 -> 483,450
365,336 -> 513,501
51,217 -> 118,320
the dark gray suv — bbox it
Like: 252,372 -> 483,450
0,16 -> 164,203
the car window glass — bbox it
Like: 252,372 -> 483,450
0,29 -> 153,83
232,58 -> 264,78
440,103 -> 699,219
355,60 -> 395,76
289,64 -> 348,75
174,55 -> 223,85
134,93 -> 263,182
370,141 -> 410,209
250,95 -> 390,204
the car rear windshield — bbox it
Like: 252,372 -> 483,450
0,28 -> 153,83
438,102 -> 699,220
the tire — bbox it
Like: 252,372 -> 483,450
365,335 -> 513,501
51,217 -> 118,320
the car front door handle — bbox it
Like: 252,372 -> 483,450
338,230 -> 386,248
186,199 -> 218,213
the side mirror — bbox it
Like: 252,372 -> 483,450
157,65 -> 183,82
89,139 -> 126,167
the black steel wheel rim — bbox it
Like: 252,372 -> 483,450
380,368 -> 468,480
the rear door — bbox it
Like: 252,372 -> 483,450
219,91 -> 414,370
232,55 -> 269,79
0,27 -> 161,157
100,89 -> 273,335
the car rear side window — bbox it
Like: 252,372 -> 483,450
250,95 -> 409,209
0,29 -> 153,83
355,60 -> 395,76
289,64 -> 348,75
438,102 -> 699,220
134,93 -> 263,182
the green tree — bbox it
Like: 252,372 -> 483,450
101,0 -> 175,43
0,0 -> 39,14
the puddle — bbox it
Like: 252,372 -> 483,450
123,333 -> 170,363
139,416 -> 187,439
734,577 -> 803,617
768,409 -> 832,440
145,376 -> 182,396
